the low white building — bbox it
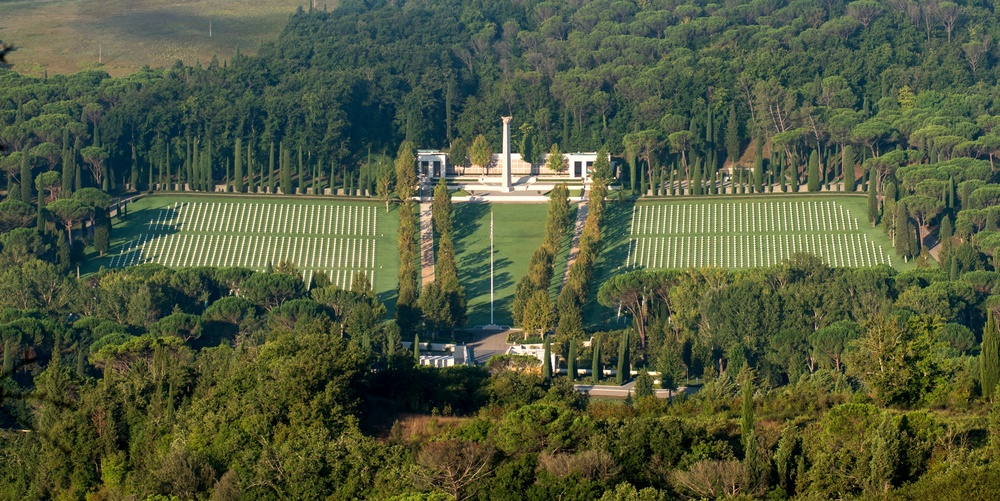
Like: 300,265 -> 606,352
418,150 -> 447,178
505,344 -> 558,371
417,150 -> 605,181
403,341 -> 475,367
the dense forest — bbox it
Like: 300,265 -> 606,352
6,0 -> 1000,499
6,0 -> 1000,257
4,248 -> 1000,498
3,0 -> 1000,198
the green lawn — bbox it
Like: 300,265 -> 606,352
99,196 -> 565,325
584,194 -> 909,329
3,0 -> 311,77
96,194 -> 399,301
627,196 -> 897,269
452,203 -> 552,326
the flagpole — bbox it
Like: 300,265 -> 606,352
490,210 -> 494,326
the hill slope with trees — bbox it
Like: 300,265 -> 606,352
6,1 -> 1000,498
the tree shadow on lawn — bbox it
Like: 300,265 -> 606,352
87,204 -> 181,273
459,246 -> 513,325
452,202 -> 490,255
583,197 -> 636,330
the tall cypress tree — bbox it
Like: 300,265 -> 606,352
192,137 -> 200,190
893,203 -> 908,254
982,310 -> 999,399
130,145 -> 139,191
62,130 -> 74,196
184,135 -> 192,188
248,139 -> 256,193
432,178 -> 453,235
542,335 -> 552,380
753,148 -> 764,194
948,176 -> 957,209
146,150 -> 154,192
778,155 -> 786,192
20,152 -> 32,201
791,157 -> 801,192
205,136 -> 213,191
692,158 -> 702,196
623,331 -> 630,383
843,145 -> 856,192
617,331 -> 630,385
807,150 -> 821,192
35,178 -> 44,228
297,144 -> 304,193
396,201 -> 420,334
568,340 -> 577,381
705,102 -> 714,146
413,333 -> 421,366
280,142 -> 293,195
74,146 -> 82,192
234,137 -> 244,193
725,104 -> 741,166
940,214 -> 954,246
868,173 -> 880,226
165,143 -> 171,190
329,157 -> 337,193
592,337 -> 601,384
268,141 -> 276,193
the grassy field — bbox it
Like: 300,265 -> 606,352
452,203 -> 556,327
97,194 -> 399,300
627,197 -> 895,269
1,0 -> 312,77
584,194 -> 909,329
98,196 -> 566,326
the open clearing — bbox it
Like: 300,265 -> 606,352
99,195 -> 399,299
0,0 -> 313,76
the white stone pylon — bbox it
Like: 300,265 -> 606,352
501,116 -> 513,192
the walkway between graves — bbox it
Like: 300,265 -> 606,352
562,200 -> 589,286
420,202 -> 435,286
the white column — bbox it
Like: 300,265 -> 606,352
501,116 -> 513,191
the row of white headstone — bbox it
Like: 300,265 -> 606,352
630,201 -> 858,236
626,233 -> 888,269
147,202 -> 378,236
111,233 -> 376,272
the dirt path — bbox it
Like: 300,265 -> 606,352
562,199 -> 589,286
419,202 -> 435,287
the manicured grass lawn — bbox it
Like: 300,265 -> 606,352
95,194 -> 399,301
2,0 -> 309,76
452,203 -> 552,326
627,196 -> 895,269
584,194 -> 909,329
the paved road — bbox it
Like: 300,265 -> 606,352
467,328 -> 514,364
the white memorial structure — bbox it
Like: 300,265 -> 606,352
417,117 -> 606,192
